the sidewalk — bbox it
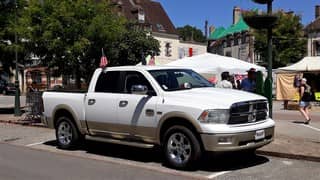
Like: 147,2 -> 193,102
257,101 -> 320,162
0,101 -> 320,162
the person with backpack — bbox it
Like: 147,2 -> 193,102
299,78 -> 312,124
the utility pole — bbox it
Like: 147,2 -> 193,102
266,0 -> 273,118
14,0 -> 21,116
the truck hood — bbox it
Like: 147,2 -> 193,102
163,87 -> 267,109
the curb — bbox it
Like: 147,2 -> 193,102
0,119 -> 45,128
256,150 -> 320,163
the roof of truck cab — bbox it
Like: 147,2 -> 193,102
102,65 -> 191,71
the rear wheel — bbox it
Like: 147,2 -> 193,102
55,116 -> 82,149
163,125 -> 202,169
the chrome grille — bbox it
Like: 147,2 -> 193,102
229,100 -> 268,124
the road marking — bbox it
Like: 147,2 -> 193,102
282,161 -> 293,166
301,124 -> 320,132
207,171 -> 230,179
26,141 -> 45,147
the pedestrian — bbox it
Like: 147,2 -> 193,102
240,68 -> 256,92
299,78 -> 312,124
216,71 -> 233,89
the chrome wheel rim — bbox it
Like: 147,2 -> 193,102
167,132 -> 191,165
57,121 -> 72,145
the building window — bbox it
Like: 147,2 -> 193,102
178,47 -> 185,59
223,40 -> 227,48
315,41 -> 320,56
234,37 -> 239,46
225,51 -> 232,57
156,24 -> 165,32
31,71 -> 42,84
138,8 -> 145,23
165,42 -> 172,57
227,38 -> 231,47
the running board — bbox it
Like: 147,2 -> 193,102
85,135 -> 155,149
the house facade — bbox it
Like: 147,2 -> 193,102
112,0 -> 206,64
305,5 -> 320,56
207,7 -> 255,64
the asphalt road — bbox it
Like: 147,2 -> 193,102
0,123 -> 320,180
0,143 -> 188,180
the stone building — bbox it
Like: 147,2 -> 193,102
305,5 -> 320,56
207,7 -> 255,63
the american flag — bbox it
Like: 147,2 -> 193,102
99,48 -> 108,68
148,55 -> 155,65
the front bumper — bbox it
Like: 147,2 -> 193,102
201,126 -> 274,152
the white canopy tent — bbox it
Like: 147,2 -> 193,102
166,53 -> 265,77
278,56 -> 320,72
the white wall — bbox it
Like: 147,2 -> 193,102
153,34 -> 207,64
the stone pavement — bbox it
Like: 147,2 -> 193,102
0,100 -> 319,162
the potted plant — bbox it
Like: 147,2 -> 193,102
242,9 -> 278,29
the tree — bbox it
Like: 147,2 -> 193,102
18,0 -> 125,88
0,0 -> 27,78
253,11 -> 307,68
18,0 -> 160,87
112,22 -> 160,66
177,25 -> 207,43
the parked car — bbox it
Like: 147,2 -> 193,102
0,82 -> 17,95
42,66 -> 275,169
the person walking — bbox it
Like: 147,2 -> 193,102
216,71 -> 233,89
299,78 -> 312,124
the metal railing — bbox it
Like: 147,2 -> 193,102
24,91 -> 43,122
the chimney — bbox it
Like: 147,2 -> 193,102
316,5 -> 320,19
205,20 -> 208,38
233,6 -> 241,24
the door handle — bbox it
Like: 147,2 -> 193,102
88,99 -> 96,105
119,100 -> 128,107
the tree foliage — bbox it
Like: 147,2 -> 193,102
16,0 -> 159,87
253,11 -> 307,68
19,0 -> 125,87
177,25 -> 207,43
0,0 -> 27,76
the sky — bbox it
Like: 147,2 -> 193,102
156,0 -> 319,33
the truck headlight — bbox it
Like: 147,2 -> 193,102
198,109 -> 230,124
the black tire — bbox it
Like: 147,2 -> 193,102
163,125 -> 202,170
55,116 -> 82,149
2,90 -> 6,95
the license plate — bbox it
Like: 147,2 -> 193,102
255,130 -> 265,140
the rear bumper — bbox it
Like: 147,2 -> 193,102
201,126 -> 274,152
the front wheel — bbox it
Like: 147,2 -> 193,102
163,125 -> 202,169
55,116 -> 82,149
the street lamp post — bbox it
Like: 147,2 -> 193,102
14,0 -> 21,116
245,0 -> 275,118
266,0 -> 273,118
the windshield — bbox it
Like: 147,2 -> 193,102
148,69 -> 213,91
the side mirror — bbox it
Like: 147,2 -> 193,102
131,85 -> 148,95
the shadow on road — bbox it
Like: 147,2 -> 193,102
292,121 -> 306,124
0,108 -> 14,114
43,139 -> 270,172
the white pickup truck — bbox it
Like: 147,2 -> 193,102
42,66 -> 274,169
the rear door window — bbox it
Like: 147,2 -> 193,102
95,71 -> 121,93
